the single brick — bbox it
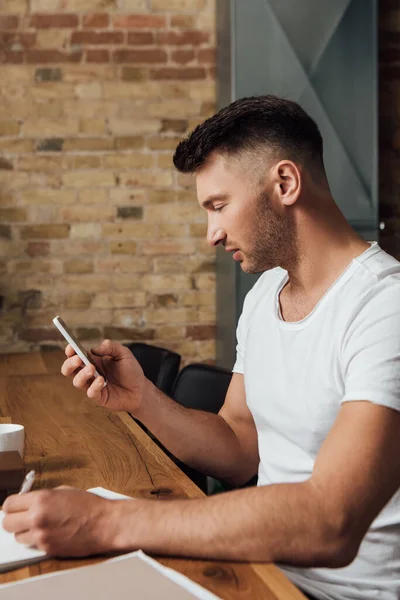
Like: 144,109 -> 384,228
115,136 -> 144,150
86,50 -> 109,63
117,206 -> 143,220
171,49 -> 195,64
79,119 -> 107,135
147,136 -> 181,150
20,225 -> 70,239
64,259 -> 94,274
142,241 -> 196,255
198,48 -> 215,64
0,139 -> 34,153
150,0 -> 207,10
0,121 -> 20,136
109,241 -> 137,254
0,157 -> 13,170
36,138 -> 64,152
0,208 -> 27,221
0,51 -> 23,64
22,118 -> 78,137
161,119 -> 187,133
57,291 -> 94,311
104,326 -> 155,340
0,225 -> 11,239
19,290 -> 42,309
1,32 -> 36,50
153,293 -> 178,308
150,67 -> 206,80
35,67 -> 62,82
29,13 -> 78,28
112,14 -> 166,29
121,67 -> 147,81
21,189 -> 76,205
63,138 -> 113,151
71,31 -> 124,45
187,325 -> 216,340
25,242 -> 50,257
170,15 -> 195,28
75,327 -> 102,340
27,50 -> 82,64
127,32 -> 155,45
19,329 -> 62,342
156,30 -> 209,45
82,13 -> 109,28
0,16 -> 19,29
113,49 -> 167,64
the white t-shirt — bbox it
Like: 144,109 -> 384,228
233,242 -> 400,600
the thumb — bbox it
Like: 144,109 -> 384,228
90,339 -> 121,358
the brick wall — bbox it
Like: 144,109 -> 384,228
0,0 -> 216,364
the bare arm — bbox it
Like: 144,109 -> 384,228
112,401 -> 400,566
135,373 -> 259,486
4,401 -> 400,565
62,341 -> 258,486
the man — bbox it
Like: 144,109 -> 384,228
3,96 -> 400,600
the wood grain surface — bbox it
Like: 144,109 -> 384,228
0,351 -> 306,599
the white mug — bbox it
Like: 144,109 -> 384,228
0,424 -> 25,457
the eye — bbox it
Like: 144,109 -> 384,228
214,205 -> 224,212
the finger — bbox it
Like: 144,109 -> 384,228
90,339 -> 122,359
2,512 -> 31,535
87,375 -> 107,401
61,354 -> 84,377
65,344 -> 76,358
72,364 -> 96,390
14,530 -> 36,547
3,492 -> 34,513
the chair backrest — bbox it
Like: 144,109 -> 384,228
124,342 -> 181,396
171,363 -> 232,413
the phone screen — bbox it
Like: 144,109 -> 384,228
55,317 -> 92,359
53,316 -> 106,381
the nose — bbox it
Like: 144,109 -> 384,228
207,221 -> 226,247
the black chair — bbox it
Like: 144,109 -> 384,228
170,363 -> 232,414
124,342 -> 181,396
169,363 -> 233,493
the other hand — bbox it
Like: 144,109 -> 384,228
2,487 -> 124,557
61,340 -> 147,414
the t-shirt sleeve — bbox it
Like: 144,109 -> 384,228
232,275 -> 265,374
341,282 -> 400,412
232,310 -> 246,374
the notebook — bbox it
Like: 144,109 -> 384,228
0,550 -> 220,599
0,487 -> 132,573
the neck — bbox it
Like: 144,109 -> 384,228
283,200 -> 370,297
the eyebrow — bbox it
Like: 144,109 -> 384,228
200,193 -> 229,209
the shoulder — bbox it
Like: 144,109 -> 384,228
342,250 -> 400,351
355,246 -> 400,314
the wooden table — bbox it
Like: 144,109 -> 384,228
0,351 -> 306,599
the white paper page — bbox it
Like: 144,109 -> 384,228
0,487 -> 131,572
0,511 -> 46,573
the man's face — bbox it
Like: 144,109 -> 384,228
196,153 -> 296,274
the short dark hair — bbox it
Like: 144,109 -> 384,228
173,95 -> 325,177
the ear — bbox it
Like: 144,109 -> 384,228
272,160 -> 301,206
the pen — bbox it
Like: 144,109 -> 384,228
19,470 -> 35,494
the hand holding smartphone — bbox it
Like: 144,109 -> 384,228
53,316 -> 107,386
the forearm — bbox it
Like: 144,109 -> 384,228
111,481 -> 353,567
134,380 -> 253,484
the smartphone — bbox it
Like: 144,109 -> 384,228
53,316 -> 107,386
